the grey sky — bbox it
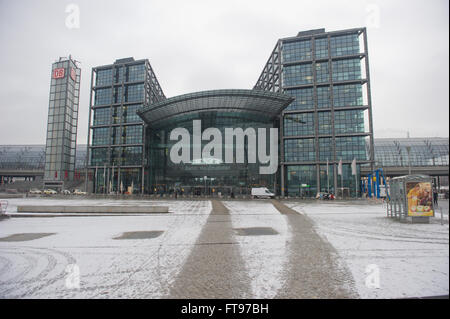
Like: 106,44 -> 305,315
0,0 -> 448,145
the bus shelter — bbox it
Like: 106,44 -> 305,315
387,175 -> 435,223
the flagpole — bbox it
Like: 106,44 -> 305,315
103,164 -> 106,194
95,166 -> 98,194
327,158 -> 329,194
118,167 -> 120,195
352,158 -> 357,198
338,159 -> 343,198
111,163 -> 114,194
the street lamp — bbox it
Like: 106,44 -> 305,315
406,146 -> 412,175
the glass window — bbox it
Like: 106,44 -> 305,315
111,126 -> 121,145
317,86 -> 331,109
315,62 -> 329,83
282,63 -> 313,86
91,147 -> 108,166
286,165 -> 317,196
333,84 -> 363,107
96,68 -> 113,86
319,138 -> 333,161
124,84 -> 144,103
332,58 -> 361,82
93,107 -> 110,126
122,146 -> 142,165
284,139 -> 315,162
92,127 -> 109,146
315,38 -> 328,59
335,110 -> 365,134
282,40 -> 312,62
122,125 -> 143,144
114,66 -> 124,83
285,88 -> 314,111
330,34 -> 360,57
335,136 -> 367,160
94,88 -> 112,106
127,64 -> 145,82
318,111 -> 332,135
111,147 -> 122,165
112,106 -> 121,124
122,104 -> 143,123
284,113 -> 314,137
113,86 -> 122,104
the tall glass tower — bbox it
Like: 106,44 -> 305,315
43,56 -> 81,190
255,28 -> 374,197
87,57 -> 165,194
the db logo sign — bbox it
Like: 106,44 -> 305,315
52,68 -> 65,79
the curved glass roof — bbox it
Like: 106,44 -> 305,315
137,89 -> 294,126
0,145 -> 87,170
368,138 -> 449,167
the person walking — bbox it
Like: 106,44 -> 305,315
433,189 -> 439,207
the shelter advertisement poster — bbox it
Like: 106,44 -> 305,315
406,181 -> 434,217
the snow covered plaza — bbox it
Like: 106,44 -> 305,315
0,198 -> 448,299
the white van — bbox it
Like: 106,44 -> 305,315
251,187 -> 275,199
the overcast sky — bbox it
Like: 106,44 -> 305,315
0,0 -> 448,145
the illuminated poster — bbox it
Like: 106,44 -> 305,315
406,181 -> 434,217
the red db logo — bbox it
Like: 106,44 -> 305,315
52,68 -> 65,79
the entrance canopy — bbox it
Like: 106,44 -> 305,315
137,89 -> 294,127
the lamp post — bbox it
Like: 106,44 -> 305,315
406,146 -> 412,175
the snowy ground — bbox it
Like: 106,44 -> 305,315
0,198 -> 210,298
284,200 -> 449,298
0,197 -> 448,299
224,201 -> 290,299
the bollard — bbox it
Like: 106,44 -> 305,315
0,200 -> 8,215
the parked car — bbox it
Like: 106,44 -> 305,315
73,189 -> 87,195
61,189 -> 71,195
29,189 -> 42,194
43,189 -> 57,195
251,187 -> 275,199
316,192 -> 335,200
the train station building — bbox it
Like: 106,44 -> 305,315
86,27 -> 374,196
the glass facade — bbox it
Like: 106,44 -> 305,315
282,40 -> 312,62
85,29 -> 377,197
43,57 -> 81,188
282,30 -> 369,196
146,112 -> 277,196
88,58 -> 165,194
137,89 -> 293,195
373,138 -> 449,167
282,63 -> 313,86
285,88 -> 314,111
255,28 -> 374,197
0,145 -> 86,173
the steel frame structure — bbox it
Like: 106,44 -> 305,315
43,56 -> 81,190
254,27 -> 375,196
